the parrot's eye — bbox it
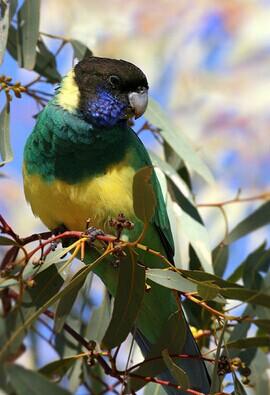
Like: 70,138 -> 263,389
108,75 -> 121,88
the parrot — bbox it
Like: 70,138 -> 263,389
23,55 -> 211,394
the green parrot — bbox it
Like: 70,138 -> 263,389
23,56 -> 210,394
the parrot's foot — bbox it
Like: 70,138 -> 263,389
84,226 -> 105,242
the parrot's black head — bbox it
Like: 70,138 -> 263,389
70,55 -> 148,128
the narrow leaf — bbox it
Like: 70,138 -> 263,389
102,251 -> 145,349
17,0 -> 40,69
162,349 -> 190,390
133,166 -> 157,223
0,235 -> 17,245
212,244 -> 229,277
0,104 -> 12,166
144,382 -> 167,395
85,289 -> 111,344
70,39 -> 92,61
6,364 -> 71,395
174,206 -> 213,273
220,288 -> 270,308
0,0 -> 9,63
39,357 -> 76,381
127,311 -> 187,393
145,98 -> 214,184
226,336 -> 270,349
232,371 -> 248,395
0,252 -> 108,361
146,268 -> 197,293
197,282 -> 220,301
54,275 -> 86,333
227,201 -> 270,244
210,321 -> 227,394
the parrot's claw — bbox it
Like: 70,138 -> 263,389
84,226 -> 105,242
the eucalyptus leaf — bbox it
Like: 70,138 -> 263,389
127,311 -> 187,393
70,39 -> 92,61
6,364 -> 72,395
232,371 -> 248,395
226,336 -> 270,349
212,243 -> 229,277
17,0 -> 40,69
174,206 -> 213,273
227,201 -> 270,244
162,349 -> 189,390
0,235 -> 17,245
0,103 -> 12,167
39,356 -> 76,381
0,264 -> 64,362
85,289 -> 111,344
0,0 -> 9,64
35,38 -> 61,82
197,282 -> 220,301
145,98 -> 214,184
144,383 -> 167,395
102,251 -> 145,349
146,269 -> 197,293
54,274 -> 86,333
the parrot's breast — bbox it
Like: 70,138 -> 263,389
23,159 -> 137,232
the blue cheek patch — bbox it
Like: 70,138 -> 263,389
86,90 -> 127,127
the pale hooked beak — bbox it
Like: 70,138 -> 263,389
128,88 -> 148,119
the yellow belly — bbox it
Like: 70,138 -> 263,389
23,161 -> 136,232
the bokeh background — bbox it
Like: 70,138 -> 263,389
0,0 -> 270,393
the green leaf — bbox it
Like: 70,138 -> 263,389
144,383 -> 167,395
85,289 -> 111,344
226,336 -> 270,349
17,0 -> 40,69
0,0 -> 10,64
133,166 -> 157,223
252,319 -> 270,331
212,243 -> 229,277
54,274 -> 86,333
242,243 -> 270,290
6,364 -> 72,395
146,269 -> 197,293
35,38 -> 61,82
102,251 -> 145,349
227,243 -> 269,285
70,39 -> 92,61
0,264 -> 64,361
174,206 -> 213,273
0,252 -> 107,361
0,104 -> 12,167
210,321 -> 227,394
166,177 -> 202,224
250,350 -> 270,395
197,282 -> 220,301
232,371 -> 248,395
9,0 -> 18,20
39,357 -> 76,382
127,311 -> 187,393
220,288 -> 270,308
227,201 -> 270,244
82,361 -> 104,394
145,98 -> 214,184
162,349 -> 189,389
7,26 -> 61,83
0,235 -> 17,245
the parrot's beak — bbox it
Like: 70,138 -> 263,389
128,88 -> 148,119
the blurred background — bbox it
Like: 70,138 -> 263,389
0,0 -> 270,393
